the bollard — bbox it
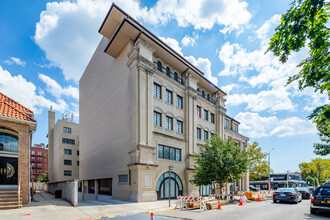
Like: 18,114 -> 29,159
150,212 -> 154,220
218,199 -> 221,210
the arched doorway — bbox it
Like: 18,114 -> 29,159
156,171 -> 183,200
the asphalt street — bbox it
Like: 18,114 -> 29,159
151,199 -> 330,220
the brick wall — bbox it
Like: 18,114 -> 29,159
0,119 -> 31,204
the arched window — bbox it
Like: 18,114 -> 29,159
157,61 -> 162,72
174,72 -> 178,82
156,171 -> 183,200
0,132 -> 18,153
166,67 -> 171,77
201,90 -> 205,98
207,93 -> 210,101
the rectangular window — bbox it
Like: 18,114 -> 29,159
177,95 -> 183,109
64,160 -> 72,165
211,133 -> 215,139
64,149 -> 72,155
32,151 -> 35,155
63,127 -> 72,133
170,148 -> 175,160
118,175 -> 128,184
38,158 -> 42,162
62,138 -> 75,145
99,178 -> 112,196
77,150 -> 79,156
225,119 -> 230,129
197,106 -> 201,117
234,124 -> 238,132
166,89 -> 173,104
197,127 -> 201,139
154,111 -> 162,127
164,146 -> 170,160
204,130 -> 208,141
31,157 -> 35,161
204,110 -> 208,121
64,170 -> 72,176
154,83 -> 162,99
32,163 -> 35,167
38,152 -> 42,156
158,145 -> 181,161
211,113 -> 215,123
175,149 -> 181,161
38,163 -> 42,167
166,116 -> 173,130
44,158 -> 47,162
88,180 -> 95,193
77,161 -> 79,166
177,120 -> 183,134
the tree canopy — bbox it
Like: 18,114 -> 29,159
267,0 -> 330,155
299,158 -> 330,185
248,142 -> 273,181
191,135 -> 248,187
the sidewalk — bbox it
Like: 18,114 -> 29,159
0,192 -> 176,220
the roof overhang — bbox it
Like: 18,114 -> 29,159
99,3 -> 227,97
0,115 -> 37,132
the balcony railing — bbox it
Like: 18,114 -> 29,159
154,63 -> 185,86
225,126 -> 238,134
198,90 -> 216,105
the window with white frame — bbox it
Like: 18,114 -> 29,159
154,111 -> 162,127
166,89 -> 173,104
177,120 -> 183,134
225,119 -> 230,129
204,110 -> 208,121
204,130 -> 208,141
234,124 -> 238,132
197,127 -> 201,139
166,116 -> 173,130
154,83 -> 162,99
177,95 -> 183,109
211,113 -> 215,123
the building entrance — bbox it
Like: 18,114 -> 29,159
156,172 -> 183,200
0,156 -> 18,185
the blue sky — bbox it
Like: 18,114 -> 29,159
0,0 -> 328,173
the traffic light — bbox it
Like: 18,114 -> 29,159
265,180 -> 268,183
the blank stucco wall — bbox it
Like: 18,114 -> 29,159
47,179 -> 78,207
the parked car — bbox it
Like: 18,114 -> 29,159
308,186 -> 315,194
310,183 -> 330,214
273,188 -> 302,204
297,187 -> 311,199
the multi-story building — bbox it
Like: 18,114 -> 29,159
30,143 -> 48,182
79,3 -> 249,202
0,92 -> 37,207
48,109 -> 79,182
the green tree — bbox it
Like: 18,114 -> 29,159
299,158 -> 330,184
306,176 -> 315,186
247,142 -> 274,181
314,176 -> 319,187
190,135 -> 248,187
267,0 -> 330,155
37,172 -> 49,183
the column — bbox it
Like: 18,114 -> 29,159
94,179 -> 99,200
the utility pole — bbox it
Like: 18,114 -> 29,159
169,166 -> 173,207
287,171 -> 289,188
268,148 -> 274,191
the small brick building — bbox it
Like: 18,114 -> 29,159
0,93 -> 37,204
31,143 -> 48,182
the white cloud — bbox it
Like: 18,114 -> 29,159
34,0 -> 252,82
226,87 -> 295,112
235,112 -> 316,138
38,73 -> 79,100
143,0 -> 252,32
181,34 -> 198,47
4,57 -> 26,67
0,66 -> 67,114
159,37 -> 183,56
221,83 -> 238,94
185,55 -> 218,86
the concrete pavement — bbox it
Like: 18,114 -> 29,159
0,192 -> 176,220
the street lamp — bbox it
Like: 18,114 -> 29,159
268,148 -> 274,191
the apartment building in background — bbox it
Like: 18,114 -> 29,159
79,3 -> 249,202
48,109 -> 79,182
30,143 -> 48,182
0,92 -> 37,206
